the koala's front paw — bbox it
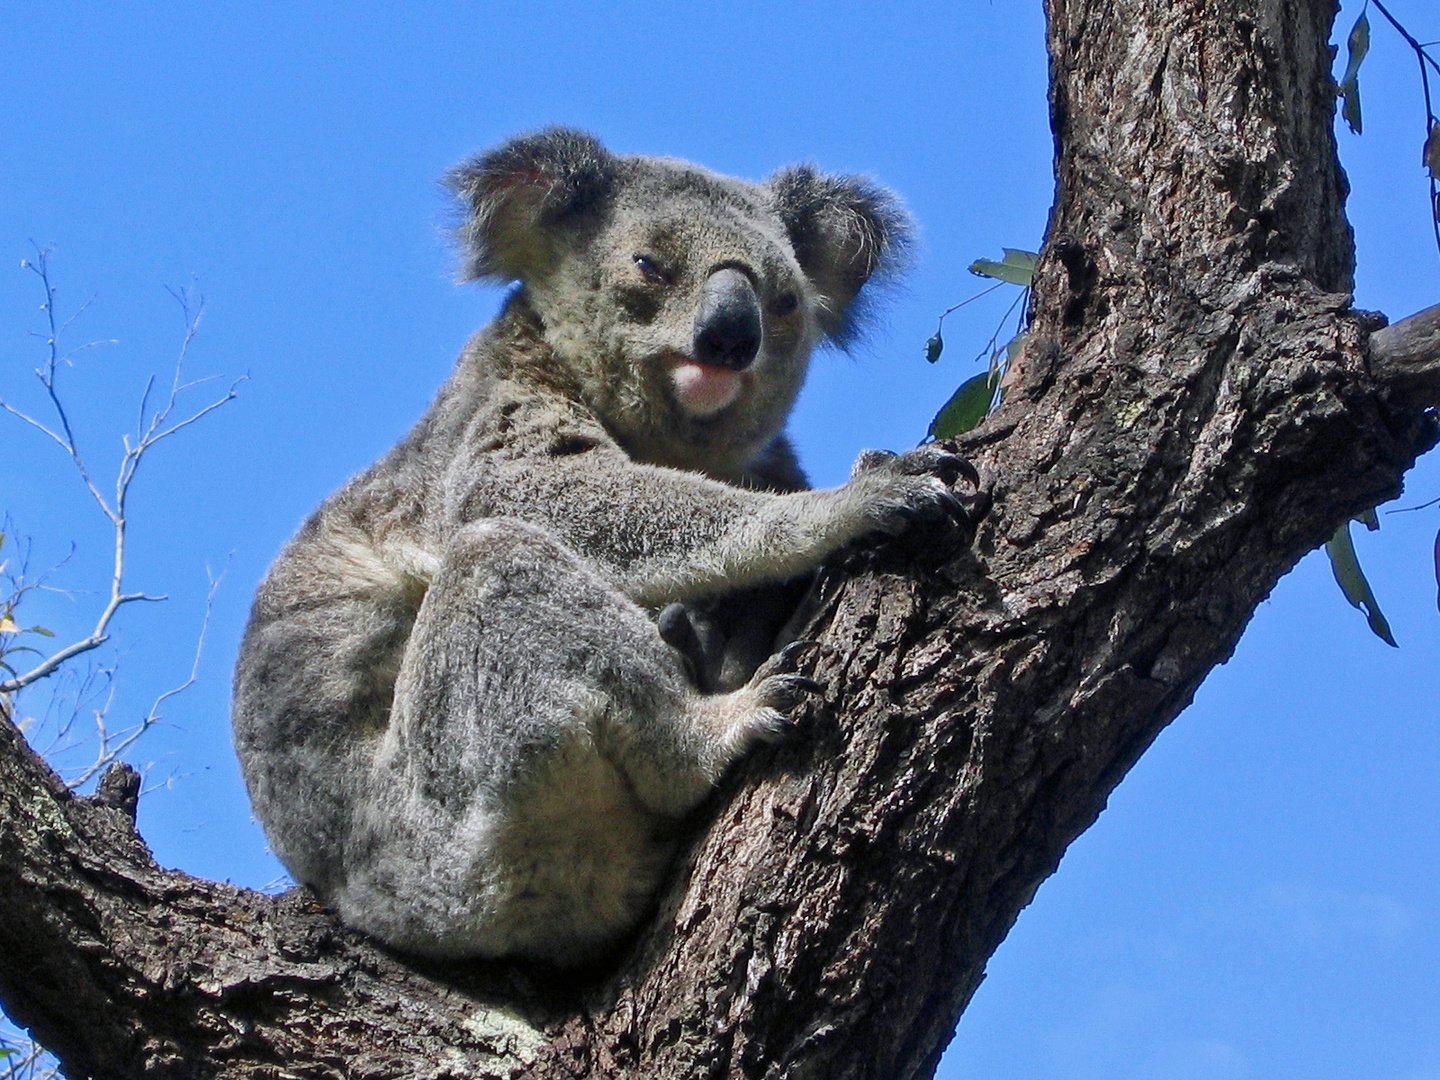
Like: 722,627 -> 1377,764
851,444 -> 979,486
850,444 -> 977,535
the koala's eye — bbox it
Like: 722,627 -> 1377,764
771,292 -> 800,318
632,254 -> 671,285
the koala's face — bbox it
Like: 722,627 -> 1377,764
529,161 -> 820,474
447,130 -> 910,479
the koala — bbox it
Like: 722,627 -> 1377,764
232,128 -> 968,965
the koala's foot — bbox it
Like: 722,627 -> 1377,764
657,573 -> 818,694
689,644 -> 823,761
657,601 -> 724,688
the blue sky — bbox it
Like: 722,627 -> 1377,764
2,2 -> 1437,1075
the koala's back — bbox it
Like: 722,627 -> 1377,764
235,310 -> 714,960
232,129 -> 948,964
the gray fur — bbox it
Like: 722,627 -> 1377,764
233,128 -> 961,964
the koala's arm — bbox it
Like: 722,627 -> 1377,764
471,439 -> 962,609
739,433 -> 809,493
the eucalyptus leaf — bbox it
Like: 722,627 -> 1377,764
969,248 -> 1038,287
1341,81 -> 1363,134
1341,10 -> 1370,90
1005,332 -> 1027,365
1338,11 -> 1369,134
1001,248 -> 1037,273
1425,123 -> 1440,180
929,369 -> 1002,440
925,333 -> 944,363
1325,520 -> 1397,646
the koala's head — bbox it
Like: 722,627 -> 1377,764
446,128 -> 911,478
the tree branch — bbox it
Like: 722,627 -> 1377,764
1370,301 -> 1440,407
2,0 -> 1438,1077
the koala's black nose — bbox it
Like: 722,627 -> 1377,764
693,268 -> 762,371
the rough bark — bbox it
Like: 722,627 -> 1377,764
2,0 -> 1437,1077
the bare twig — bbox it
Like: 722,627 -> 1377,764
66,563 -> 225,791
1389,494 -> 1440,512
936,281 -> 1004,323
0,250 -> 244,695
0,1017 -> 57,1080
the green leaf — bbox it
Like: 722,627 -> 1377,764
1325,520 -> 1397,646
1337,11 -> 1369,134
928,369 -> 1002,440
1341,11 -> 1370,90
1341,80 -> 1362,134
25,624 -> 55,637
1425,123 -> 1440,180
1001,248 -> 1037,274
993,332 -> 1029,405
1004,332 -> 1026,366
969,248 -> 1038,287
925,333 -> 944,363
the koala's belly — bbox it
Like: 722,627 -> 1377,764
478,737 -> 674,962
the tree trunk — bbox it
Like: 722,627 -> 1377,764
3,0 -> 1438,1076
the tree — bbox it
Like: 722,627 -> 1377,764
2,0 -> 1438,1075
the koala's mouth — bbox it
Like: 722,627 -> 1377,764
666,354 -> 745,418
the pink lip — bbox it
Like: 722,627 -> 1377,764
666,354 -> 743,416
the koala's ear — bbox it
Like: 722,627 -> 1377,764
445,127 -> 617,284
764,166 -> 913,346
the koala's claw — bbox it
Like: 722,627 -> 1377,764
744,672 -> 825,743
889,445 -> 977,488
936,453 -> 980,489
758,673 -> 826,707
853,443 -> 973,480
868,474 -> 970,536
769,638 -> 820,670
912,481 -> 969,520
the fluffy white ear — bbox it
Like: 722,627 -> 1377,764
445,127 -> 616,284
764,165 -> 913,346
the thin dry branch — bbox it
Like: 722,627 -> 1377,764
0,252 -> 242,695
0,1035 -> 54,1080
66,564 -> 225,791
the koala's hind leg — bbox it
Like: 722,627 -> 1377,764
347,518 -> 812,959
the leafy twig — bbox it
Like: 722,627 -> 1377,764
1341,2 -> 1440,260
